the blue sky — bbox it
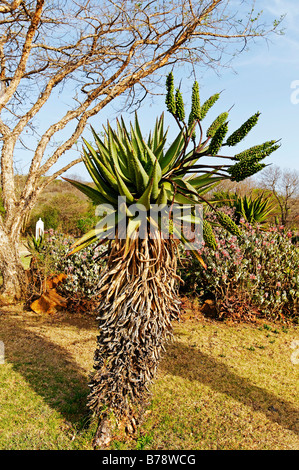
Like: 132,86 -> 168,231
19,1 -> 299,182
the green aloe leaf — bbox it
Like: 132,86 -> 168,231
114,167 -> 135,204
83,139 -> 119,192
62,177 -> 112,206
160,129 -> 185,173
69,210 -> 120,254
82,148 -> 118,204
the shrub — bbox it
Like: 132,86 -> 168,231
54,241 -> 106,302
179,220 -> 299,323
40,205 -> 60,231
26,182 -> 97,236
26,230 -> 106,310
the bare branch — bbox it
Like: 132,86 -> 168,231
0,0 -> 282,231
0,1 -> 23,14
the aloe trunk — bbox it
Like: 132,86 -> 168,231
89,235 -> 180,446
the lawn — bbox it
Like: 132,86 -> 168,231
0,304 -> 298,450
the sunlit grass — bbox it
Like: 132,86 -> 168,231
0,306 -> 298,450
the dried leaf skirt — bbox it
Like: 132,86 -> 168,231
88,235 -> 181,428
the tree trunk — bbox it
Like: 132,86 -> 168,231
0,226 -> 27,304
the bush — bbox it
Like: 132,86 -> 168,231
40,205 -> 60,231
179,220 -> 299,323
26,230 -> 106,310
26,180 -> 97,236
53,242 -> 106,302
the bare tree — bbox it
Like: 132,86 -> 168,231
0,0 -> 281,302
259,165 -> 299,226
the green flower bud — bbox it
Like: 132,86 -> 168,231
215,211 -> 242,237
226,112 -> 260,147
200,93 -> 220,120
165,72 -> 176,115
188,81 -> 201,124
203,220 -> 217,250
175,88 -> 185,122
206,112 -> 229,138
228,160 -> 266,182
234,141 -> 280,162
208,121 -> 228,156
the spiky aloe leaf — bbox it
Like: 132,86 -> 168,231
142,139 -> 162,182
126,142 -> 149,193
82,148 -> 118,204
107,124 -> 132,183
83,139 -> 119,193
114,167 -> 135,204
150,114 -> 167,153
90,127 -> 115,174
131,122 -> 149,169
156,183 -> 168,207
136,182 -> 153,211
62,177 -> 112,206
136,159 -> 160,209
186,173 -> 223,191
160,128 -> 185,174
68,210 -> 121,254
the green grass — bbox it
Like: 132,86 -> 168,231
0,306 -> 298,450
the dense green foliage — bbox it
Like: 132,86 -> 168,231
24,179 -> 97,236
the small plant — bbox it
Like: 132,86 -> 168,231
53,240 -> 106,306
263,324 -> 272,331
212,191 -> 277,226
25,230 -> 106,308
135,432 -> 153,450
232,193 -> 277,225
25,233 -> 45,254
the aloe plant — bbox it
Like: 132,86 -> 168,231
233,192 -> 277,225
213,191 -> 277,225
64,73 -> 279,447
25,233 -> 45,254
